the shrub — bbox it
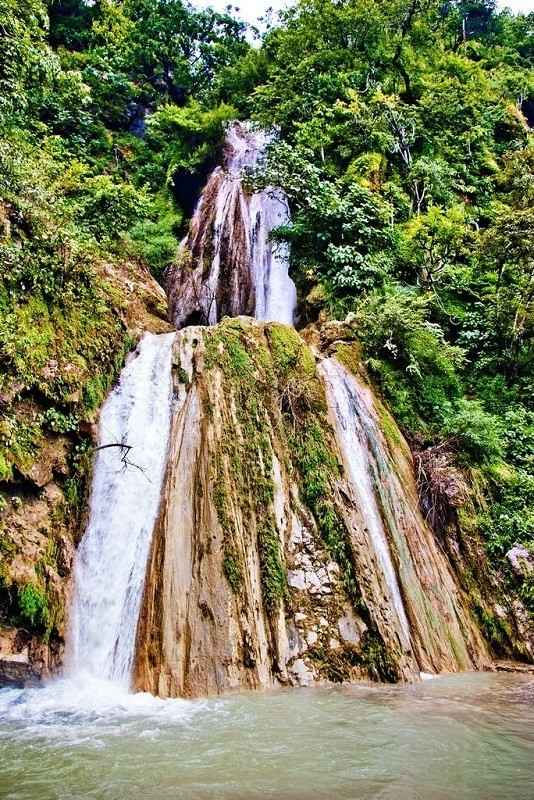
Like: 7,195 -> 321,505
17,583 -> 49,629
442,399 -> 504,465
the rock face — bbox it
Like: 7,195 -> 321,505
134,319 -> 490,697
0,627 -> 50,687
507,546 -> 534,579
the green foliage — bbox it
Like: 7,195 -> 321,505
17,583 -> 49,630
75,175 -> 151,244
147,100 -> 238,179
126,194 -> 182,279
442,399 -> 504,464
481,468 -> 534,557
354,288 -> 464,430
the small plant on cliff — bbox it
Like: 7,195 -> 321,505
17,583 -> 49,630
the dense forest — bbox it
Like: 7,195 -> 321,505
0,0 -> 533,640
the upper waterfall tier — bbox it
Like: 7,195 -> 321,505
167,122 -> 297,329
68,332 -> 176,685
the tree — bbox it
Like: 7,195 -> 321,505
123,0 -> 248,104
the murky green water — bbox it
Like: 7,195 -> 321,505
1,672 -> 533,799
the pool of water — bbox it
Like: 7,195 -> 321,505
1,672 -> 533,800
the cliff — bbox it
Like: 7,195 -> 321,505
134,318 -> 491,697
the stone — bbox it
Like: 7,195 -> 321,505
286,622 -> 307,659
0,653 -> 39,688
327,561 -> 340,577
507,545 -> 534,579
338,614 -> 364,646
20,435 -> 69,488
288,570 -> 306,590
289,659 -> 314,687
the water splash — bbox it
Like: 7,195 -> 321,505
168,121 -> 296,328
68,332 -> 176,685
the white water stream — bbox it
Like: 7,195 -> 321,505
320,358 -> 412,650
228,124 -> 296,324
68,332 -> 175,684
173,122 -> 296,327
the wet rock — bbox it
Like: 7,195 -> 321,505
287,623 -> 307,659
0,653 -> 39,688
289,659 -> 314,687
495,660 -> 534,675
511,599 -> 534,660
319,320 -> 354,349
0,628 -> 47,687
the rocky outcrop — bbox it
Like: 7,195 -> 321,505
507,546 -> 534,580
134,318 -> 490,698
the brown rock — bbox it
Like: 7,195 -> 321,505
20,436 -> 69,488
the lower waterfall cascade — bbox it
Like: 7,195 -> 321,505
320,358 -> 412,653
320,357 -> 489,677
68,332 -> 176,685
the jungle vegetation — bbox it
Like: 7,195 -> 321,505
0,0 -> 533,614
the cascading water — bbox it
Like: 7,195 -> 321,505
68,332 -> 176,685
320,358 -> 412,652
320,357 -> 486,674
167,121 -> 296,329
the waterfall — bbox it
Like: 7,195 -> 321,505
320,357 -> 484,673
68,332 -> 175,685
320,358 -> 412,651
168,121 -> 296,329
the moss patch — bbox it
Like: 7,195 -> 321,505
205,319 -> 287,612
268,324 -> 359,603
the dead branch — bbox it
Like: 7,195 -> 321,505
95,440 -> 152,482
